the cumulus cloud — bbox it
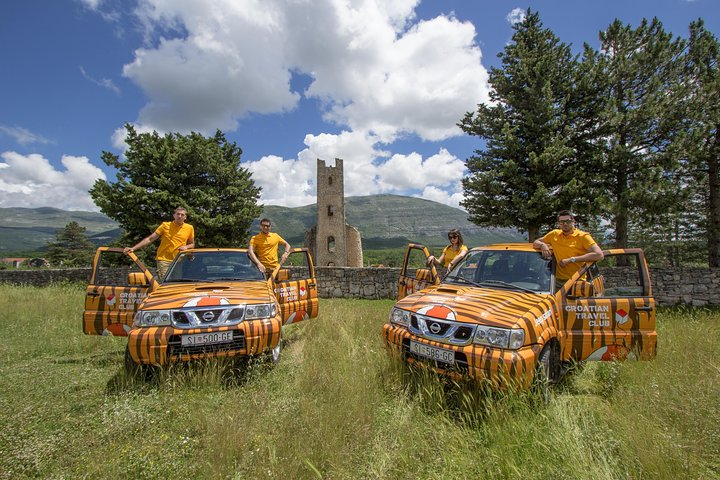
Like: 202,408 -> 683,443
245,132 -> 466,208
506,8 -> 526,25
123,0 -> 489,143
0,152 -> 106,211
108,0 -> 486,208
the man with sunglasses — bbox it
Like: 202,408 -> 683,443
248,218 -> 292,275
533,210 -> 604,284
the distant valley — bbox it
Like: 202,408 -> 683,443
0,195 -> 523,255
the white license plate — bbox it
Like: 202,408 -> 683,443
410,340 -> 454,365
181,331 -> 234,347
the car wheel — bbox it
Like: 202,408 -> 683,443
124,345 -> 150,379
533,344 -> 557,403
266,335 -> 283,365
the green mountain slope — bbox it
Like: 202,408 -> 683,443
0,196 -> 524,255
259,194 -> 523,248
0,207 -> 120,254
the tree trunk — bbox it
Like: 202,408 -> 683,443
708,125 -> 720,268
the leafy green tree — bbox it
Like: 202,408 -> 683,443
595,18 -> 688,250
47,221 -> 96,267
459,10 -> 606,240
90,125 -> 262,250
684,19 -> 720,267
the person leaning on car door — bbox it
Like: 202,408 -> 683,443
428,228 -> 468,270
248,218 -> 291,276
532,210 -> 603,286
123,206 -> 195,280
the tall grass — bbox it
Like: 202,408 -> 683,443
0,284 -> 717,479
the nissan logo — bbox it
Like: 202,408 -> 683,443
429,322 -> 441,334
202,311 -> 215,322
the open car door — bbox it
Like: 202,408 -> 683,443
559,249 -> 657,362
272,248 -> 319,325
83,247 -> 157,336
397,243 -> 440,300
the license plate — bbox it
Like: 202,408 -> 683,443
181,331 -> 233,347
410,340 -> 454,365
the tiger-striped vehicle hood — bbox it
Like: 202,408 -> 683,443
140,281 -> 275,310
395,284 -> 554,329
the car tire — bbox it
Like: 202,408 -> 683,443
124,345 -> 150,379
265,335 -> 283,365
533,344 -> 557,403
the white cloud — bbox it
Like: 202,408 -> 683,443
0,125 -> 53,146
506,8 -> 526,25
80,66 -> 121,94
246,133 -> 466,208
0,152 -> 106,211
123,0 -> 490,142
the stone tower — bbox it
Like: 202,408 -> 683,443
306,158 -> 363,267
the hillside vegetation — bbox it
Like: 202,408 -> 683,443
0,196 -> 522,255
0,284 -> 718,479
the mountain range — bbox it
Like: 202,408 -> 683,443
0,195 -> 523,255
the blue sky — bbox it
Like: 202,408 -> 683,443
1,0 -> 718,212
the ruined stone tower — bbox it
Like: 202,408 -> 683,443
305,158 -> 363,267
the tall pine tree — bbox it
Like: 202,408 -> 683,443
459,10 -> 605,240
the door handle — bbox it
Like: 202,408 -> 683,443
87,292 -> 100,297
635,306 -> 653,311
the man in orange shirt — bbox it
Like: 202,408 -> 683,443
124,206 -> 195,280
533,210 -> 604,284
248,218 -> 291,275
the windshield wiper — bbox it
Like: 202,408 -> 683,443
478,279 -> 536,294
163,278 -> 205,283
445,277 -> 483,287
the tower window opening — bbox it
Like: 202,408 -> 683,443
328,236 -> 336,252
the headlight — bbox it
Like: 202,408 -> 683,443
245,303 -> 277,320
389,307 -> 411,326
134,309 -> 172,327
473,325 -> 525,349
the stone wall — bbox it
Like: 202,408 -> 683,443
1,266 -> 719,306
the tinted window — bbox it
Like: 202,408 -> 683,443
445,250 -> 552,293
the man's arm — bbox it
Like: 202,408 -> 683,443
124,232 -> 160,254
279,241 -> 292,264
533,238 -> 552,259
558,244 -> 604,267
178,235 -> 195,252
248,242 -> 266,273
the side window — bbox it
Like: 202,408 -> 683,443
92,251 -> 145,286
594,253 -> 648,297
285,250 -> 314,279
405,247 -> 430,277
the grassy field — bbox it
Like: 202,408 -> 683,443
0,284 -> 718,479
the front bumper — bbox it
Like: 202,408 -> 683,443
126,316 -> 282,365
382,323 -> 541,389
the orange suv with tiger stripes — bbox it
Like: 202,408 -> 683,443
84,247 -> 318,373
383,243 -> 656,393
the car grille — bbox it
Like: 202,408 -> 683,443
167,332 -> 247,358
409,314 -> 475,345
172,307 -> 245,328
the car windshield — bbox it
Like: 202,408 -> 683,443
444,249 -> 552,293
163,251 -> 265,283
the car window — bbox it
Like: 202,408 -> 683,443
164,251 -> 265,282
444,250 -> 552,293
